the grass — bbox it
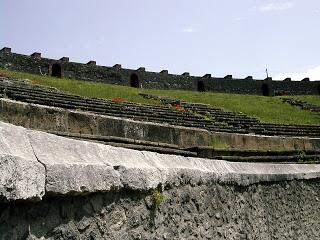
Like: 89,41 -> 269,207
1,68 -> 319,125
150,190 -> 164,209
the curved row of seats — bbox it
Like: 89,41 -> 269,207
1,77 -> 319,137
0,77 -> 247,134
140,94 -> 320,137
188,146 -> 320,163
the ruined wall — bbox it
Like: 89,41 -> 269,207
1,48 -> 319,95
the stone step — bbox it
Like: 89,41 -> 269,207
215,155 -> 320,163
47,131 -> 198,157
188,146 -> 320,158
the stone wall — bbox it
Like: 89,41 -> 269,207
1,121 -> 320,239
1,180 -> 320,240
1,48 -> 319,95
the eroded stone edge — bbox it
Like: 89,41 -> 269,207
1,121 -> 320,202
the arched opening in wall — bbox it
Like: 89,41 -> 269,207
262,83 -> 270,96
51,64 -> 62,78
130,73 -> 140,88
197,81 -> 205,92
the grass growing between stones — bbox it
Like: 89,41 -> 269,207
1,69 -> 319,125
150,190 -> 164,209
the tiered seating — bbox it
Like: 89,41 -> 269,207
140,94 -> 320,137
48,130 -> 197,157
282,98 -> 320,113
140,94 -> 259,132
1,77 -> 319,138
1,77 -> 320,162
0,77 -> 245,134
188,146 -> 320,163
249,123 -> 320,137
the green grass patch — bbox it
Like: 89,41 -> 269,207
150,190 -> 164,209
1,68 -> 319,125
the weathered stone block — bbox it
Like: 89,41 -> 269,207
0,122 -> 45,201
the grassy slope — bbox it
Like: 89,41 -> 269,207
1,69 -> 319,125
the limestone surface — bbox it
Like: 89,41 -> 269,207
1,121 -> 320,202
0,122 -> 45,201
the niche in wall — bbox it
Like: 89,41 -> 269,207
262,83 -> 270,96
130,73 -> 140,88
51,64 -> 62,78
197,81 -> 205,92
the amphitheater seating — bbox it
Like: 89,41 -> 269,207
140,94 -> 320,137
282,98 -> 320,113
188,146 -> 320,163
0,77 -> 247,134
47,131 -> 320,163
0,77 -> 319,138
48,130 -> 197,157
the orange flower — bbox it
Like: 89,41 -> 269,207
111,97 -> 124,103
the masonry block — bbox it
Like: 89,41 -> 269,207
0,47 -> 11,54
160,70 -> 168,74
87,61 -> 96,66
137,67 -> 145,72
31,52 -> 41,59
59,57 -> 69,63
182,72 -> 190,76
113,64 -> 121,69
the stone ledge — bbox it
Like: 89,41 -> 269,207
1,121 -> 320,202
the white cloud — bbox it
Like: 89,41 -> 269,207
274,65 -> 320,81
181,27 -> 197,33
258,1 -> 295,12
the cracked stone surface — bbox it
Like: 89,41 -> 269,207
1,121 -> 320,239
1,121 -> 320,202
0,122 -> 45,201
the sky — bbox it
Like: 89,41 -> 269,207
1,0 -> 320,80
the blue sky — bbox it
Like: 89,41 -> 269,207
1,0 -> 320,80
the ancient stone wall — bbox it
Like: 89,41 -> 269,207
1,180 -> 320,240
1,121 -> 320,239
1,48 -> 319,95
